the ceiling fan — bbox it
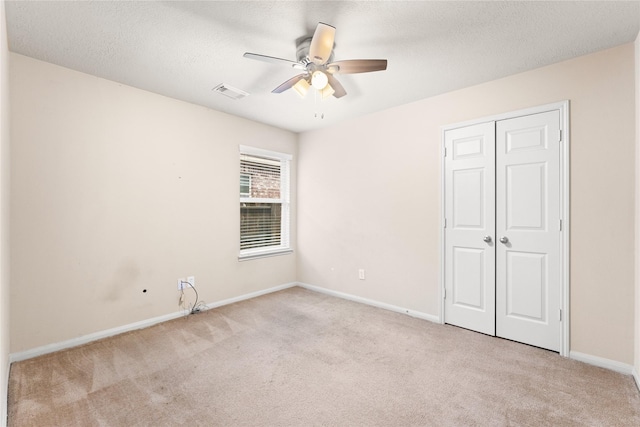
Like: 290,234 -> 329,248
243,22 -> 387,99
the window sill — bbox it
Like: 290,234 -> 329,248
238,248 -> 293,262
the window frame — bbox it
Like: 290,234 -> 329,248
238,145 -> 292,261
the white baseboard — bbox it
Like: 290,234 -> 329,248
9,282 -> 298,363
206,282 -> 296,309
569,351 -> 634,375
297,284 -> 637,379
297,282 -> 440,323
10,311 -> 185,363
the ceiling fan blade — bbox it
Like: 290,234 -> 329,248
243,52 -> 305,70
326,74 -> 347,98
327,59 -> 388,74
309,22 -> 336,65
272,74 -> 307,93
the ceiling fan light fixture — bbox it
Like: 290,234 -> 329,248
293,78 -> 310,97
311,70 -> 329,90
244,22 -> 388,100
320,83 -> 335,99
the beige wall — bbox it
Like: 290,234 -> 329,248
635,33 -> 640,379
0,1 -> 10,423
298,44 -> 636,365
5,39 -> 638,367
9,54 -> 297,352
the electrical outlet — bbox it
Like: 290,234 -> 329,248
187,276 -> 195,287
177,278 -> 186,291
358,269 -> 365,280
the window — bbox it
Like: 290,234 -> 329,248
240,174 -> 251,197
239,146 -> 292,260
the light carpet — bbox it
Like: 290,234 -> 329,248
8,286 -> 640,426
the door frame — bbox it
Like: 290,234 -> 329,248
439,100 -> 570,357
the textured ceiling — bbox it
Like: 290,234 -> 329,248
5,1 -> 640,133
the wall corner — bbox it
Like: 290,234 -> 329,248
0,0 -> 10,425
634,30 -> 640,384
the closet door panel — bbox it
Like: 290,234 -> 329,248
495,110 -> 561,351
444,122 -> 495,335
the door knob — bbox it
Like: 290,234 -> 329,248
499,236 -> 509,244
483,235 -> 492,243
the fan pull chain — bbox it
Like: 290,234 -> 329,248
313,88 -> 324,119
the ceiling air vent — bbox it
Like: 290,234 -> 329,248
212,83 -> 249,100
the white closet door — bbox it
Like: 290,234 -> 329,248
495,110 -> 561,351
444,122 -> 496,336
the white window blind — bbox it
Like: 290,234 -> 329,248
239,146 -> 291,260
240,174 -> 251,197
